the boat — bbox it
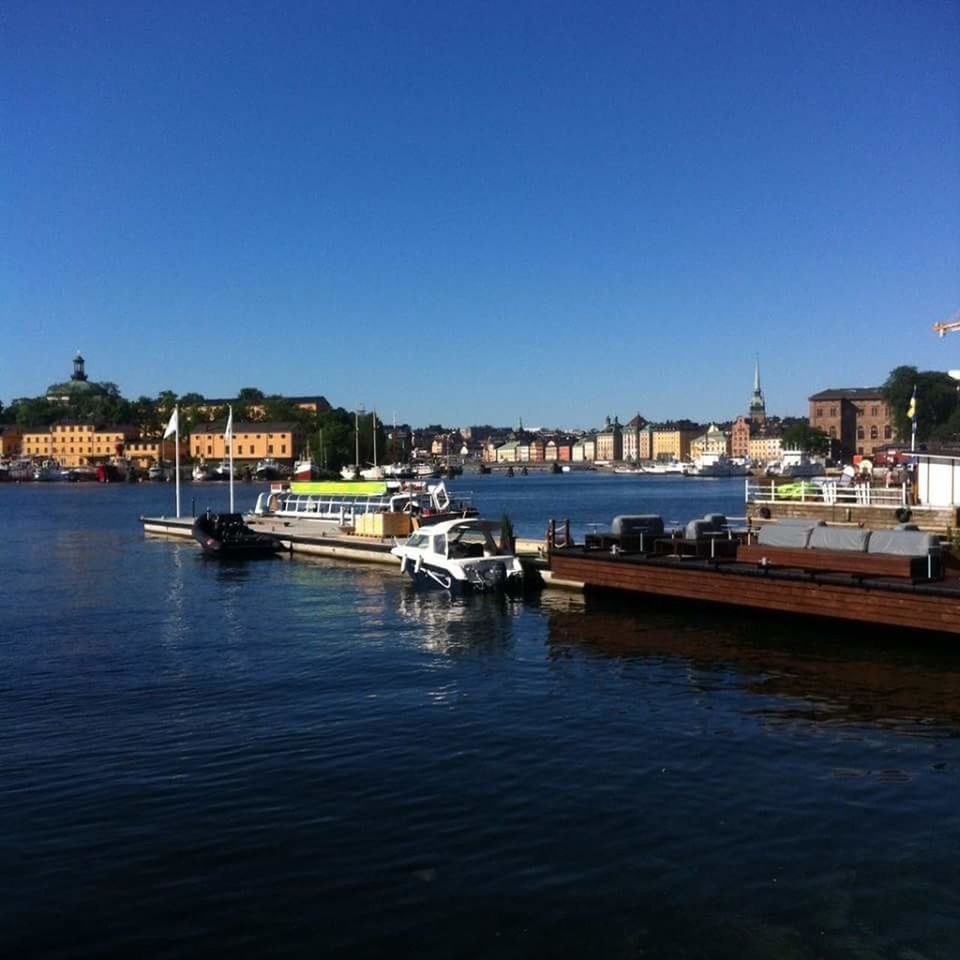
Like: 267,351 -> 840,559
771,450 -> 825,479
148,462 -> 168,482
191,511 -> 284,557
254,458 -> 286,481
212,459 -> 234,481
684,453 -> 750,478
253,479 -> 474,529
6,459 -> 35,481
62,466 -> 98,482
192,462 -> 216,482
294,453 -> 322,482
640,460 -> 688,475
391,517 -> 524,594
33,459 -> 64,481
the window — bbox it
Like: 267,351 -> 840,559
207,445 -> 212,455
816,408 -> 823,418
856,408 -> 863,417
870,426 -> 878,439
885,425 -> 892,439
871,406 -> 878,416
830,406 -> 837,417
857,426 -> 864,439
237,445 -> 243,454
281,445 -> 286,454
268,444 -> 274,454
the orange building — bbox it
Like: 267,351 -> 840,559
0,425 -> 23,458
190,421 -> 305,466
21,423 -> 139,467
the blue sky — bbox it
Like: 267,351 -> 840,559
2,0 -> 957,428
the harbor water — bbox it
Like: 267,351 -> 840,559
2,474 -> 959,958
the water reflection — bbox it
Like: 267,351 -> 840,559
544,596 -> 960,736
396,587 -> 519,655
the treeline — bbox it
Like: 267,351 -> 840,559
0,386 -> 392,470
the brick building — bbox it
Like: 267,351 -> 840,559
809,388 -> 892,460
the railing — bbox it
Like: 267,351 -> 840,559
745,479 -> 909,507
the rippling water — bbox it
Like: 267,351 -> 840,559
2,476 -> 959,958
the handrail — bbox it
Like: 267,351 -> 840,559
744,478 -> 909,507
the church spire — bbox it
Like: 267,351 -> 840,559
749,355 -> 766,424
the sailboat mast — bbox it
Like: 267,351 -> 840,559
372,409 -> 378,468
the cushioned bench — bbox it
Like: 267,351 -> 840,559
738,524 -> 941,580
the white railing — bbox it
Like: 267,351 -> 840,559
745,478 -> 909,507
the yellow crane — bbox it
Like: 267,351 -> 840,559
933,311 -> 960,337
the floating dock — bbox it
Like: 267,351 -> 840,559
548,546 -> 960,636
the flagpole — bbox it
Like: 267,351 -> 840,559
174,405 -> 181,518
228,404 -> 235,513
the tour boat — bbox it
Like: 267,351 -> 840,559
391,517 -> 524,594
191,511 -> 284,557
253,479 -> 474,529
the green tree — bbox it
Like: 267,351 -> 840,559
781,421 -> 830,456
882,366 -> 959,443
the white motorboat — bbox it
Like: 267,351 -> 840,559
773,450 -> 825,479
192,462 -> 216,482
148,462 -> 168,481
391,517 -> 524,594
684,453 -> 750,478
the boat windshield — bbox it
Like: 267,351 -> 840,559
405,532 -> 431,550
447,525 -> 500,558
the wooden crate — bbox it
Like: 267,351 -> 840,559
355,512 -> 413,538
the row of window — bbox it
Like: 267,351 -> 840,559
815,405 -> 885,418
198,445 -> 287,456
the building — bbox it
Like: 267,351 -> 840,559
190,421 -> 305,466
749,357 -> 766,425
495,440 -> 520,463
0,425 -> 23,458
595,416 -> 623,462
748,431 -> 783,464
621,415 -> 648,462
652,425 -> 700,462
690,423 -> 730,460
544,438 -> 574,462
571,435 -> 597,463
21,423 -> 139,468
125,436 -> 187,469
730,416 -> 751,460
196,395 -> 331,421
809,388 -> 892,459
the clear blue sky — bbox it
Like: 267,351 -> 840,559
2,0 -> 957,428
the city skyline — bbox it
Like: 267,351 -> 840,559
3,2 -> 957,424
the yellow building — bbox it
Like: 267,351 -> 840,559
748,433 -> 783,464
125,437 -> 188,469
195,395 -> 330,422
0,425 -> 23,458
21,423 -> 139,467
653,427 -> 700,462
690,423 -> 730,460
190,421 -> 305,466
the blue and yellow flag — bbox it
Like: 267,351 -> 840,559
906,385 -> 917,421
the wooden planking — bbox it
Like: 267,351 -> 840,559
549,553 -> 960,635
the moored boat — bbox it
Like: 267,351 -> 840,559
192,461 -> 216,482
191,511 -> 284,557
391,517 -> 524,594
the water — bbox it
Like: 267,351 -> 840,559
2,475 -> 959,958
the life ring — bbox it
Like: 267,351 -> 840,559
759,507 -> 771,519
895,507 -> 912,523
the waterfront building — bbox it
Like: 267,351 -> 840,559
595,416 -> 623,462
495,440 -> 520,463
125,436 -> 188,470
749,357 -> 766,425
690,423 -> 731,460
571,435 -> 597,463
730,416 -> 751,460
190,421 -> 305,467
544,438 -> 574,462
652,424 -> 700,462
0,425 -> 23,458
21,423 -> 139,467
528,437 -> 545,462
809,388 -> 892,460
748,431 -> 784,464
621,414 -> 648,462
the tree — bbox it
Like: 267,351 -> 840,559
781,422 -> 830,456
882,366 -> 959,443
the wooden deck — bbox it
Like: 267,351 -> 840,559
548,548 -> 960,637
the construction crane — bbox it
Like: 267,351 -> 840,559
933,311 -> 960,337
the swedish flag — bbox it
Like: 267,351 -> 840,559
906,385 -> 917,421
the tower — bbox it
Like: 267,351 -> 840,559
72,352 -> 88,382
749,356 -> 766,424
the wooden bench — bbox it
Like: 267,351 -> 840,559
737,543 -> 933,580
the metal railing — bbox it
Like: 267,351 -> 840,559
745,478 -> 909,507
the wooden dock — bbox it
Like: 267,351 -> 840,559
548,547 -> 960,636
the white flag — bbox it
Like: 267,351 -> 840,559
163,407 -> 179,439
225,406 -> 233,443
